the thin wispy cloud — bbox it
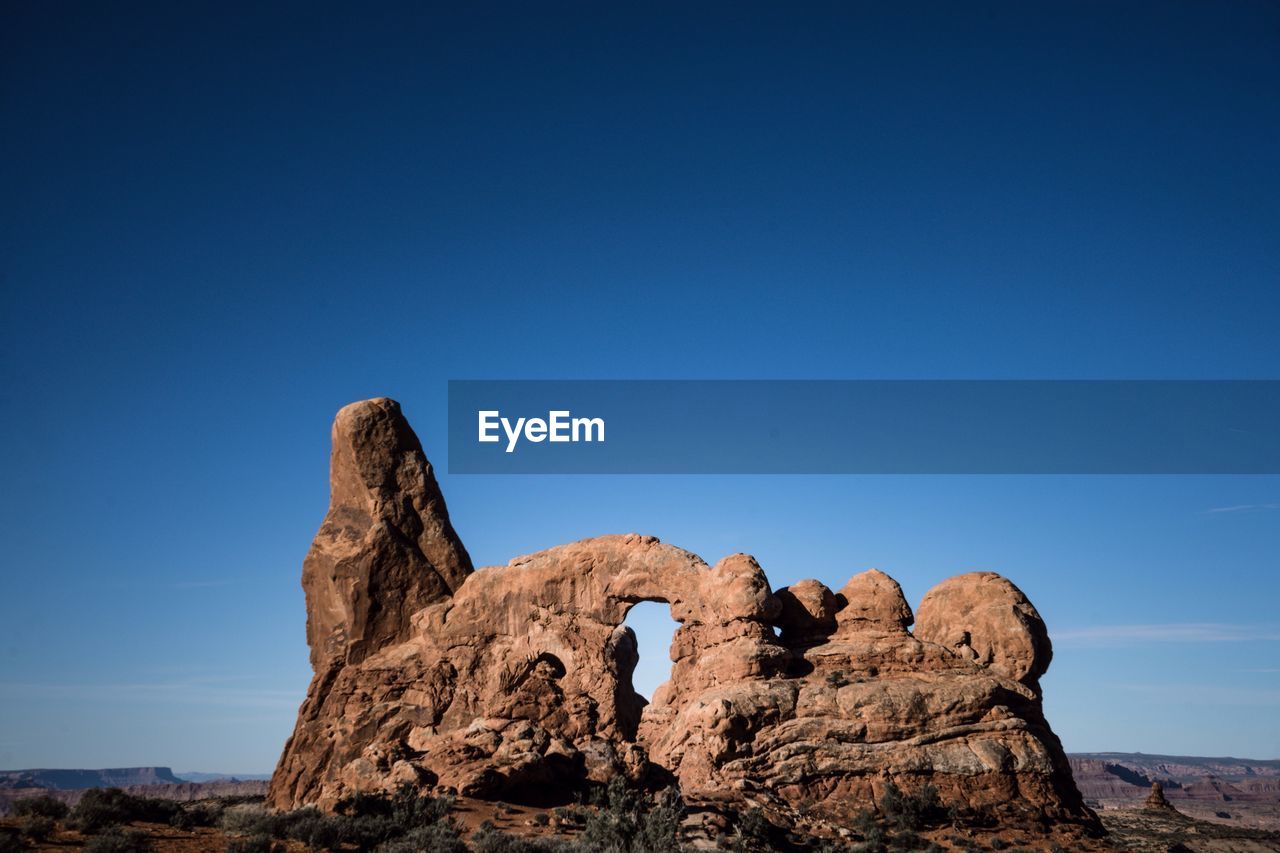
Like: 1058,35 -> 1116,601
1055,622 -> 1280,645
1109,682 -> 1280,707
1205,503 -> 1280,514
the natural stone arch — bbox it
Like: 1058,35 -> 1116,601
270,399 -> 1101,846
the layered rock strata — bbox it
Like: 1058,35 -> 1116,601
270,399 -> 1098,839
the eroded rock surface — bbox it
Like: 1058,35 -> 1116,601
270,399 -> 1099,840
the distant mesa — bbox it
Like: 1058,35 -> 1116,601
269,398 -> 1103,844
1069,753 -> 1280,826
0,767 -> 182,790
0,768 -> 269,817
175,771 -> 272,783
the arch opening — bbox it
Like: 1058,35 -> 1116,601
621,600 -> 680,702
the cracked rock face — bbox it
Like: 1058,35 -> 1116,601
269,399 -> 1097,838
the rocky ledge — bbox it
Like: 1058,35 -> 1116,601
269,398 -> 1101,843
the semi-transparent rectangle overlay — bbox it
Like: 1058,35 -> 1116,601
447,380 -> 1280,474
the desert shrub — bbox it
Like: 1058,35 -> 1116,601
729,807 -> 772,852
281,809 -> 401,845
576,776 -> 685,853
885,829 -> 938,851
633,787 -> 685,852
84,825 -> 152,852
851,836 -> 885,853
469,821 -> 523,853
470,820 -> 579,852
69,788 -> 181,833
552,806 -> 584,827
879,782 -> 943,832
219,789 -> 458,850
394,789 -> 454,829
851,809 -> 886,852
263,804 -> 317,839
342,813 -> 404,848
285,812 -> 349,850
376,821 -> 468,853
12,794 -> 70,820
20,815 -> 56,842
226,834 -> 278,853
182,798 -> 229,827
219,803 -> 279,837
335,785 -> 454,828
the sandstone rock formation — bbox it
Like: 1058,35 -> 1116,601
270,399 -> 1100,841
301,398 -> 473,670
1145,781 -> 1178,813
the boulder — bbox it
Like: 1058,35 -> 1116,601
914,572 -> 1053,688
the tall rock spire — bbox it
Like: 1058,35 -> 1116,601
302,397 -> 473,668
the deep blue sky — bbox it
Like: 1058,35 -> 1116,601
1,2 -> 1277,772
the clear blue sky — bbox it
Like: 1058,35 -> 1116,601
1,2 -> 1277,773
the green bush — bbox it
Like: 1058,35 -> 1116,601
294,813 -> 350,849
12,794 -> 70,820
84,825 -> 153,852
339,813 -> 402,848
851,808 -> 885,852
68,788 -> 181,834
20,815 -> 57,842
213,787 -> 462,850
552,806 -> 583,827
219,803 -> 279,837
632,787 -> 685,853
572,776 -> 686,853
266,786 -> 459,849
376,821 -> 468,853
879,782 -> 943,832
470,819 -> 585,852
261,804 -> 310,839
729,807 -> 772,852
180,798 -> 230,827
336,785 -> 456,829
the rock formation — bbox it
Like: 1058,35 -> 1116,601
1144,781 -> 1178,813
270,398 -> 1100,841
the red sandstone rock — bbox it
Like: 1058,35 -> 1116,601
269,399 -> 1100,843
914,571 -> 1052,689
301,398 -> 473,670
774,578 -> 839,648
1145,781 -> 1178,812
